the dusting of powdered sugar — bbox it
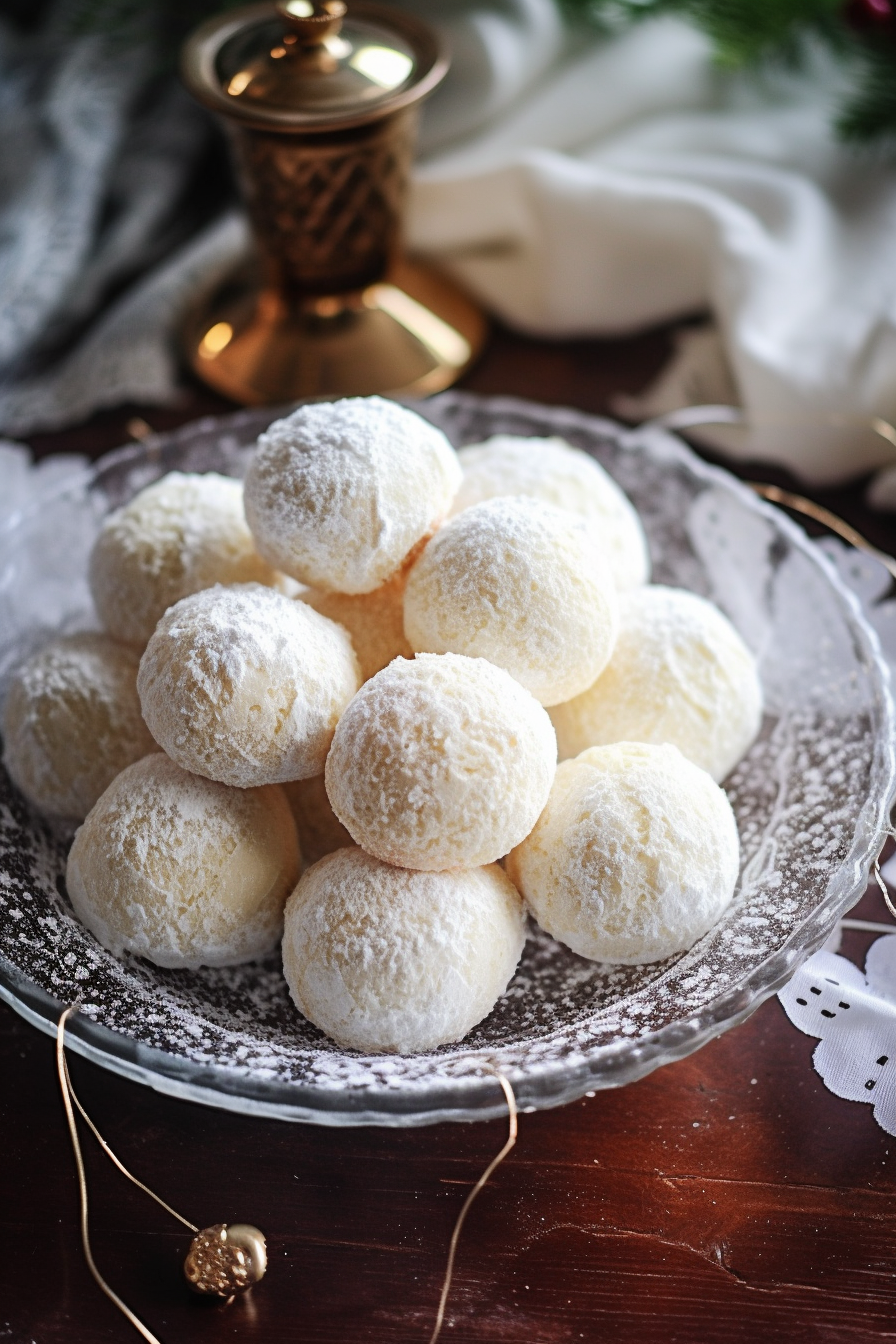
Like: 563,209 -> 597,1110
404,496 -> 619,707
506,742 -> 740,964
2,631 -> 155,821
66,753 -> 299,968
282,848 -> 526,1054
451,434 -> 650,591
89,471 -> 280,647
137,583 -> 360,787
243,398 -> 462,594
325,653 -> 557,871
0,393 -> 892,1123
549,585 -> 763,783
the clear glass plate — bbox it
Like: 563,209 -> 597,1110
1,392 -> 893,1126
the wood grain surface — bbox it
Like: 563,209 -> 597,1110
3,320 -> 896,1344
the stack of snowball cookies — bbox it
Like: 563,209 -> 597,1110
2,398 -> 763,1056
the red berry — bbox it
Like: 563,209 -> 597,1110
844,0 -> 894,28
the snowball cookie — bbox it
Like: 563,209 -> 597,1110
66,754 -> 300,968
549,586 -> 763,783
404,497 -> 619,707
2,633 -> 155,822
283,774 -> 353,869
326,653 -> 556,871
451,435 -> 650,591
506,742 -> 739,965
301,567 -> 413,682
244,397 -> 461,594
283,847 -> 526,1053
89,471 -> 280,647
138,584 -> 360,787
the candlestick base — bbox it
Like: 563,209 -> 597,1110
183,257 -> 486,405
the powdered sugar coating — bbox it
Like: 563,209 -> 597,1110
325,653 -> 557,871
2,632 -> 155,821
243,398 -> 462,594
138,584 -> 360,788
66,754 -> 301,969
282,847 -> 526,1053
549,585 -> 763,782
507,742 -> 740,965
404,497 -> 619,707
301,568 -> 413,682
452,434 -> 650,591
89,472 -> 280,647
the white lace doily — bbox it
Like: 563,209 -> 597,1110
779,934 -> 896,1136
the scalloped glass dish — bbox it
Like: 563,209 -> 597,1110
0,392 -> 894,1127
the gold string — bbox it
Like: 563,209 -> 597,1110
428,1072 -> 518,1344
56,1003 -> 200,1344
61,1053 -> 197,1233
873,831 -> 896,922
747,482 -> 896,583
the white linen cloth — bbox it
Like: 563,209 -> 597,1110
3,1 -> 896,487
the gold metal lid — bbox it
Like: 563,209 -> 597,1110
182,1 -> 448,132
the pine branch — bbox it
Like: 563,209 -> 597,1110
839,41 -> 896,139
562,0 -> 896,145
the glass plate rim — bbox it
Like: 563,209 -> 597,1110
1,390 -> 894,1127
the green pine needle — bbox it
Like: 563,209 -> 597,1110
564,0 -> 896,144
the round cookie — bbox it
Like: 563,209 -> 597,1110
452,434 -> 650,590
244,397 -> 461,594
301,567 -> 412,682
138,584 -> 360,787
66,753 -> 301,968
89,471 -> 280,647
2,632 -> 155,821
549,585 -> 763,782
282,847 -> 526,1053
325,653 -> 556,871
283,774 -> 353,869
403,497 -> 619,707
506,742 -> 740,965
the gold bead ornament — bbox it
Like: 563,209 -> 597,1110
184,1223 -> 268,1298
56,1004 -> 267,1343
56,1001 -> 515,1344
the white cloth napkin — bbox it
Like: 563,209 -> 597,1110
408,6 -> 896,486
4,1 -> 896,489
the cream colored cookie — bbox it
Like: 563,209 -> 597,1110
282,774 -> 353,869
2,632 -> 155,821
301,567 -> 412,682
325,653 -> 556,871
403,497 -> 619,707
452,434 -> 650,590
66,753 -> 301,968
506,742 -> 740,964
89,471 -> 279,647
282,847 -> 526,1053
243,397 -> 461,594
549,586 -> 763,782
138,584 -> 360,787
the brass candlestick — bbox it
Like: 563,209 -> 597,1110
181,1 -> 485,404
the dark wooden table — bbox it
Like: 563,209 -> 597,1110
3,323 -> 896,1344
